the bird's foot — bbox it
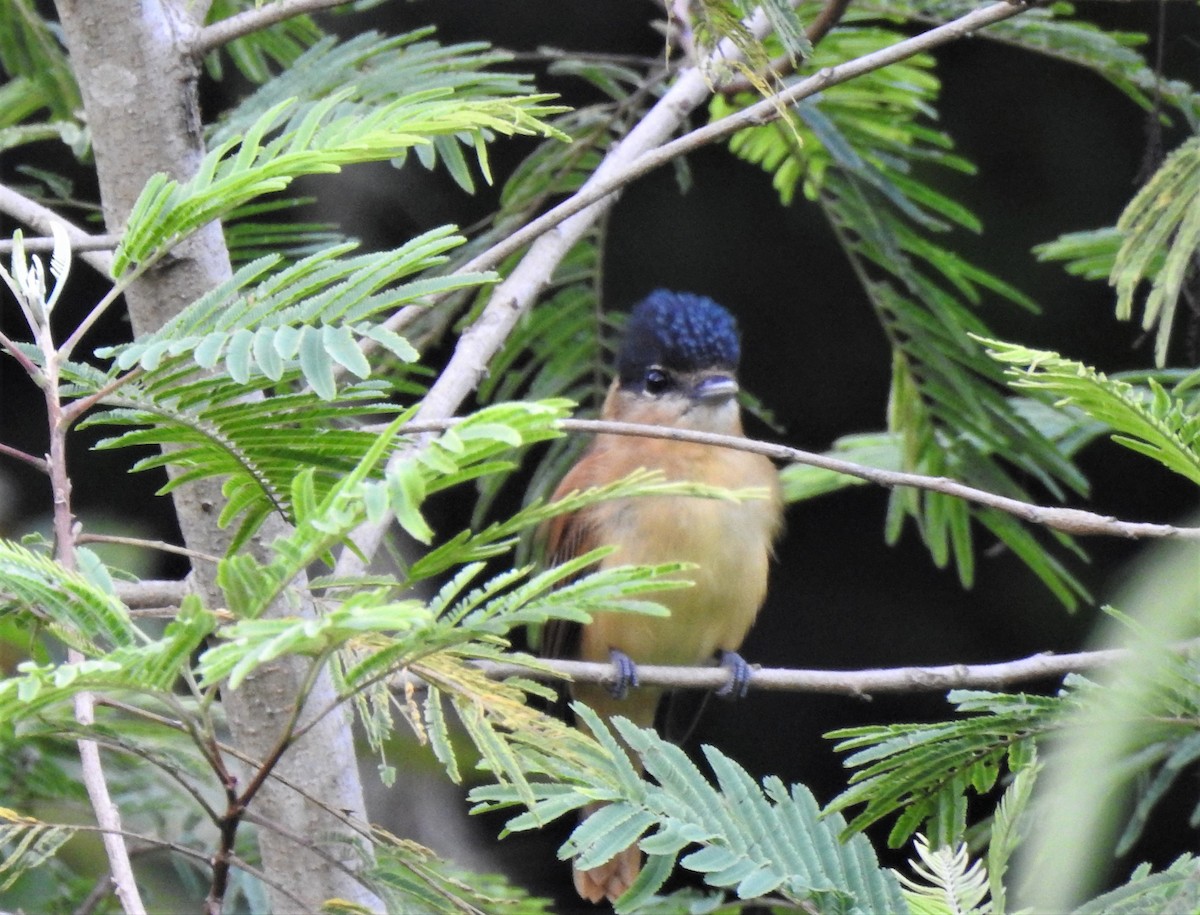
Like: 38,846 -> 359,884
716,650 -> 753,700
607,648 -> 639,700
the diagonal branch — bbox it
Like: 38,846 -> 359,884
382,0 -> 1028,344
191,0 -> 356,55
0,182 -> 114,276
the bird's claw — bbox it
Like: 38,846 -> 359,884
608,649 -> 639,700
716,650 -> 752,700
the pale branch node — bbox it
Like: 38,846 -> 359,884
0,181 -> 115,276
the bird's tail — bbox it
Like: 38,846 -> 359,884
572,802 -> 641,904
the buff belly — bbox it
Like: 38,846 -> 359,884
578,491 -> 773,668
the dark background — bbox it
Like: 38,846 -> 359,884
2,1 -> 1199,909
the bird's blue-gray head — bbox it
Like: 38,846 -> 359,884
617,290 -> 741,392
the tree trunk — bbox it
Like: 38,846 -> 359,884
53,1 -> 379,909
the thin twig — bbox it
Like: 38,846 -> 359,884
806,0 -> 856,43
0,325 -> 43,381
55,822 -> 309,911
99,698 -> 377,842
560,419 -> 1199,540
0,439 -> 49,473
78,532 -> 222,564
0,182 -> 114,277
192,0 -> 355,55
31,259 -> 145,915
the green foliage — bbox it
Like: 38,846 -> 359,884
100,226 -> 481,394
113,89 -> 566,276
0,810 -> 75,893
1040,137 -> 1200,366
0,0 -> 82,130
981,339 -> 1200,487
80,372 -> 402,552
203,0 -> 324,84
895,835 -> 990,915
346,831 -> 557,914
222,196 -> 347,265
1072,856 -> 1200,914
211,29 -> 547,195
0,596 -> 216,722
827,690 -> 1054,848
986,756 -> 1038,913
1111,137 -> 1200,366
474,704 -> 907,914
712,18 -> 1091,607
0,540 -> 137,652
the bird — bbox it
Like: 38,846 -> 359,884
540,289 -> 783,904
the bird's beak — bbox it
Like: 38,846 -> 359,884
691,372 -> 739,404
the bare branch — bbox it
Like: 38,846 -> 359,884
0,439 -> 49,474
806,0 -> 856,44
78,532 -> 221,564
558,419 -> 1200,541
407,642 -> 1200,698
0,233 -> 120,255
72,694 -> 147,915
114,578 -> 190,609
0,182 -> 114,277
382,416 -> 1200,541
192,0 -> 355,55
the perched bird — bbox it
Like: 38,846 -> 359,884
541,289 -> 783,904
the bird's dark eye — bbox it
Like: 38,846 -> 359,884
644,367 -> 671,395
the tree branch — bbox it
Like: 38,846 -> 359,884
0,182 -> 114,277
382,0 -> 1028,346
0,233 -> 120,255
114,578 -> 191,609
410,642 -> 1200,698
0,439 -> 49,474
191,0 -> 356,55
78,532 -> 221,564
383,416 -> 1200,541
558,419 -> 1199,541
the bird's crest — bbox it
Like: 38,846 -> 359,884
617,290 -> 741,384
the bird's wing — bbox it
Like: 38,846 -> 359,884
538,451 -> 608,661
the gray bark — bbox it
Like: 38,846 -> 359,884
53,1 -> 379,909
